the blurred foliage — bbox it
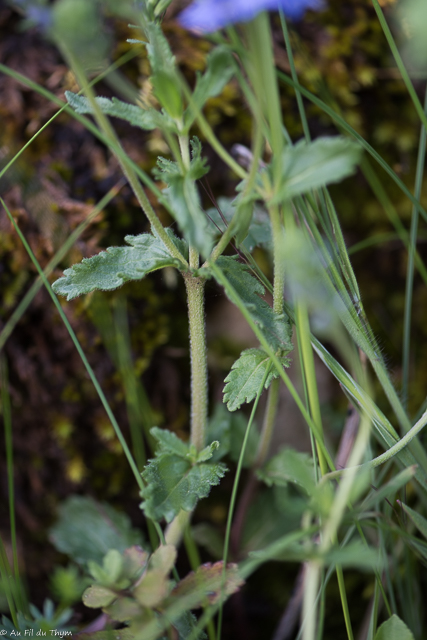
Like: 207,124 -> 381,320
1,0 -> 427,635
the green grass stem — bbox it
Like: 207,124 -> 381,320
402,86 -> 427,407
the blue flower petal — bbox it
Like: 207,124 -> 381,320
179,0 -> 322,32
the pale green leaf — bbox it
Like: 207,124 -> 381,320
140,455 -> 227,523
321,542 -> 382,571
374,614 -> 415,640
257,448 -> 315,495
272,136 -> 362,202
104,597 -> 142,623
133,569 -> 171,608
204,256 -> 293,352
149,545 -> 177,576
223,348 -> 290,411
49,496 -> 143,566
194,440 -> 219,463
65,92 -> 170,131
82,586 -> 116,609
168,561 -> 243,608
52,234 -> 180,300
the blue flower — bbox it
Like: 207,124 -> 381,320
179,0 -> 322,32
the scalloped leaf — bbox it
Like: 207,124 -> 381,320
52,233 -> 180,300
49,496 -> 143,566
374,615 -> 415,640
141,454 -> 227,523
205,256 -> 293,352
65,92 -> 170,131
257,448 -> 315,495
140,431 -> 227,523
272,136 -> 362,203
223,348 -> 290,411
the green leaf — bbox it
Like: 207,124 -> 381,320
122,546 -> 150,583
196,440 -> 220,463
65,92 -> 171,131
257,448 -> 315,495
141,453 -> 227,523
399,502 -> 427,540
144,22 -> 176,78
374,614 -> 415,640
104,597 -> 142,622
155,138 -> 214,256
361,466 -> 417,511
49,496 -> 143,566
272,136 -> 362,202
133,569 -> 171,608
149,545 -> 177,576
223,348 -> 290,411
204,256 -> 293,352
207,403 -> 259,466
185,46 -> 235,126
206,197 -> 271,251
150,426 -> 190,457
52,233 -> 181,300
82,585 -> 117,609
321,542 -> 382,571
168,561 -> 244,608
144,22 -> 182,118
173,611 -> 206,640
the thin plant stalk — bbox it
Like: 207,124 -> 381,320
402,85 -> 427,407
0,356 -> 27,617
216,363 -> 272,640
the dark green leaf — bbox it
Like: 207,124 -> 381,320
257,448 -> 315,495
361,466 -> 416,511
52,233 -> 180,300
49,496 -> 143,566
204,256 -> 293,352
186,46 -> 235,126
374,614 -> 415,640
206,197 -> 271,251
399,502 -> 427,540
272,136 -> 362,202
207,403 -> 259,466
65,92 -> 170,131
173,611 -> 206,640
141,454 -> 227,523
223,347 -> 290,411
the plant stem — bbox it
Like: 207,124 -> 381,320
60,46 -> 188,268
183,273 -> 208,452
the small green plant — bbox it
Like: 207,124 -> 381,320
2,0 -> 427,638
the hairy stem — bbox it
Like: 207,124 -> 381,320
183,273 -> 208,452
